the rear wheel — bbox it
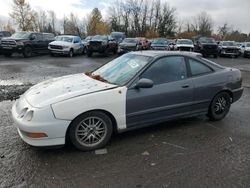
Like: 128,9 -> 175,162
208,92 -> 231,121
69,111 -> 113,151
87,50 -> 92,57
68,49 -> 74,58
23,46 -> 32,58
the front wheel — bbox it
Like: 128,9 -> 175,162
68,49 -> 74,58
23,46 -> 32,58
208,92 -> 231,121
69,111 -> 113,151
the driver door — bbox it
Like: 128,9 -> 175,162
126,56 -> 194,128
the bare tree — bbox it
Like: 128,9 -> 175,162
9,0 -> 37,31
48,10 -> 57,33
218,23 -> 231,39
36,9 -> 47,32
196,11 -> 213,36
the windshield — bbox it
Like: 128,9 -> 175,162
92,35 -> 107,40
177,40 -> 193,45
152,39 -> 168,44
12,32 -> 30,39
91,54 -> 152,86
199,37 -> 215,43
55,36 -> 73,42
123,38 -> 137,43
222,41 -> 235,46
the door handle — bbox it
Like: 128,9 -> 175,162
182,85 -> 189,88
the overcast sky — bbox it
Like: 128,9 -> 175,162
0,0 -> 249,33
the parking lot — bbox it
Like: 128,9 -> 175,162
1,54 -> 250,187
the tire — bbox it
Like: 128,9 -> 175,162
69,111 -> 113,151
104,48 -> 109,57
83,47 -> 87,55
87,50 -> 92,57
23,46 -> 32,58
113,47 -> 118,54
208,92 -> 231,121
68,49 -> 74,58
4,53 -> 12,57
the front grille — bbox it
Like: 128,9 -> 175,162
204,45 -> 217,50
1,40 -> 16,46
225,48 -> 237,53
179,47 -> 192,51
121,46 -> 136,50
50,45 -> 63,49
90,41 -> 102,47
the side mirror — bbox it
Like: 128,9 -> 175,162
135,78 -> 153,89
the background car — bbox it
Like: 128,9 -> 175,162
150,38 -> 169,50
240,42 -> 250,58
218,41 -> 240,58
118,38 -> 142,54
110,32 -> 126,43
136,37 -> 150,50
1,31 -> 54,57
174,39 -> 194,51
12,51 -> 243,151
0,31 -> 12,54
193,37 -> 218,58
86,35 -> 118,57
48,35 -> 84,57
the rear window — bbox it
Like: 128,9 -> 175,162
189,58 -> 213,76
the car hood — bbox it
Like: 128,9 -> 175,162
1,37 -> 27,42
221,46 -> 238,49
24,74 -> 118,108
151,43 -> 168,47
49,41 -> 72,46
120,42 -> 136,47
176,44 -> 194,47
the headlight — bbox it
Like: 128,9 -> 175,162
24,110 -> 34,121
16,41 -> 24,46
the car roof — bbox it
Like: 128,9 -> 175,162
130,50 -> 202,58
58,35 -> 77,38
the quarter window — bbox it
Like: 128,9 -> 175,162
141,56 -> 187,85
189,58 -> 213,76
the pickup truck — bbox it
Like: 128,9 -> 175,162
1,32 -> 54,57
86,35 -> 118,57
0,31 -> 12,54
194,37 -> 218,58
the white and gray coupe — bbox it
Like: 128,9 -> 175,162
12,51 -> 243,151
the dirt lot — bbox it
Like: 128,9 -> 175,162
0,54 -> 250,188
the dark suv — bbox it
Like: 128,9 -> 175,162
0,31 -> 12,54
86,35 -> 118,57
1,32 -> 54,57
194,37 -> 218,58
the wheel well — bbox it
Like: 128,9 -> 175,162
211,90 -> 233,106
65,109 -> 118,144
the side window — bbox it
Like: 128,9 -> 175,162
36,33 -> 43,40
141,56 -> 187,85
188,58 -> 213,76
74,37 -> 81,43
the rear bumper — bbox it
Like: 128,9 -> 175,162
232,87 -> 244,103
